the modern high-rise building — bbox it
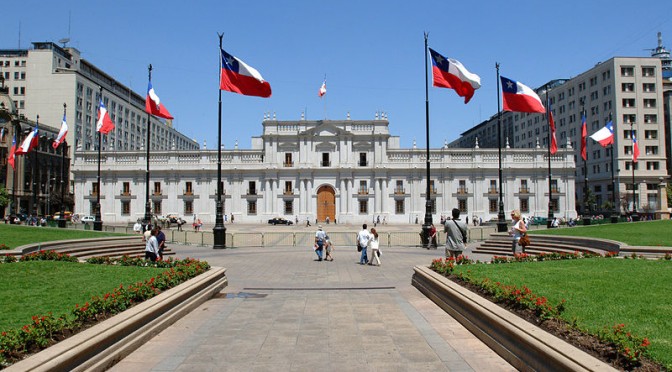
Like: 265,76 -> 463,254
0,42 -> 198,154
450,36 -> 671,218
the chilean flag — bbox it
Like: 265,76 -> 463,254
7,134 -> 16,170
589,121 -> 614,147
52,113 -> 68,149
429,48 -> 480,104
501,76 -> 546,113
96,100 -> 115,134
580,113 -> 587,161
548,102 -> 558,155
220,48 -> 272,98
15,123 -> 38,155
318,79 -> 327,97
145,81 -> 174,119
632,133 -> 640,163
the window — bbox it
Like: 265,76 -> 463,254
429,199 -> 436,214
594,185 -> 602,192
551,179 -> 559,193
284,181 -> 293,195
645,146 -> 658,155
358,180 -> 368,194
489,199 -> 497,213
122,201 -> 130,215
623,114 -> 636,124
395,180 -> 404,194
644,114 -> 657,124
321,153 -> 330,167
642,83 -> 655,92
625,162 -> 639,171
122,182 -> 130,195
185,200 -> 193,215
248,181 -> 256,195
395,199 -> 405,214
642,66 -> 655,77
429,180 -> 437,195
550,198 -> 559,212
646,162 -> 659,170
284,200 -> 293,215
359,152 -> 368,166
644,130 -> 657,139
359,200 -> 368,214
623,130 -> 636,139
643,99 -> 656,108
621,66 -> 634,76
247,200 -> 257,215
489,180 -> 497,193
284,153 -> 293,167
624,145 -> 633,155
152,182 -> 161,195
520,198 -> 529,213
622,98 -> 635,108
458,199 -> 467,213
92,182 -> 99,196
185,181 -> 193,195
621,83 -> 634,92
520,179 -> 529,193
153,201 -> 162,215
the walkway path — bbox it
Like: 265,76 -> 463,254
110,226 -> 513,371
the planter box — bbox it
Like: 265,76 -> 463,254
412,266 -> 616,372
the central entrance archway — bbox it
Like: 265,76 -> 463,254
316,185 -> 336,223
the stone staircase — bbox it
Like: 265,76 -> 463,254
11,236 -> 176,261
473,233 -> 623,257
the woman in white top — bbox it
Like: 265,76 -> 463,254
368,228 -> 381,266
508,210 -> 527,255
144,228 -> 160,262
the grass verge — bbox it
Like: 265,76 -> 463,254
452,258 -> 672,369
529,219 -> 672,246
0,224 -> 127,250
0,261 -> 165,331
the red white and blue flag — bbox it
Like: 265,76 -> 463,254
500,76 -> 546,113
589,121 -> 614,147
145,81 -> 174,119
318,79 -> 327,97
429,48 -> 480,104
632,133 -> 640,163
7,134 -> 16,170
548,101 -> 558,154
15,123 -> 39,155
220,48 -> 272,98
96,100 -> 115,134
52,113 -> 68,149
580,113 -> 587,161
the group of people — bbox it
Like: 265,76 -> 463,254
357,224 -> 381,265
313,225 -> 334,261
143,225 -> 166,262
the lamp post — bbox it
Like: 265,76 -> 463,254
420,33 -> 433,247
495,63 -> 508,233
213,34 -> 226,248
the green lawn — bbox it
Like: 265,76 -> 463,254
530,220 -> 672,246
0,224 -> 127,249
454,258 -> 672,368
0,261 -> 165,331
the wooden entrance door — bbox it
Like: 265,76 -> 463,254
317,186 -> 335,222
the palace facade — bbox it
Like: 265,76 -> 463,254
72,117 -> 577,224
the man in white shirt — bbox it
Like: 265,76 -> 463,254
314,225 -> 327,261
357,224 -> 371,265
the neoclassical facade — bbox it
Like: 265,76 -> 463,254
72,117 -> 577,224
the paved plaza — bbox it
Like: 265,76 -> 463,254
110,223 -> 513,371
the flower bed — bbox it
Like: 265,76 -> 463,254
428,252 -> 662,371
0,251 -> 210,368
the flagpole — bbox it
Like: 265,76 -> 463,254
143,65 -> 153,231
421,32 -> 433,248
581,104 -> 591,226
631,123 -> 638,221
495,63 -> 507,233
545,85 -> 555,228
213,33 -> 226,249
32,115 -> 39,218
93,88 -> 103,231
59,103 -> 68,228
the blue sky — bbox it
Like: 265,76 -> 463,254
3,0 -> 672,149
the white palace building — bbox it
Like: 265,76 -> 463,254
71,115 -> 577,225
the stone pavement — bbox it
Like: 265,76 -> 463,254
110,232 -> 514,371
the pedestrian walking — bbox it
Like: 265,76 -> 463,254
357,224 -> 371,265
444,208 -> 468,260
314,225 -> 327,261
144,228 -> 160,262
369,227 -> 381,266
325,234 -> 334,261
509,210 -> 527,254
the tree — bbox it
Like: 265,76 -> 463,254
0,187 -> 9,209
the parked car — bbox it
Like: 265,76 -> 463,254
52,211 -> 73,220
268,217 -> 293,225
81,215 -> 96,223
